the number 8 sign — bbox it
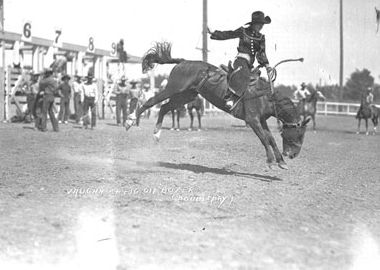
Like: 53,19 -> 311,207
87,37 -> 95,53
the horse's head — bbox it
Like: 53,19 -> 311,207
316,90 -> 326,101
280,117 -> 310,159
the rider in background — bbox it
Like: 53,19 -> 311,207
294,82 -> 310,108
209,11 -> 273,110
364,87 -> 374,105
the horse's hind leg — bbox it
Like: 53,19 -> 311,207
176,109 -> 180,131
312,114 -> 316,132
170,109 -> 175,130
153,91 -> 197,141
365,119 -> 369,136
188,108 -> 194,131
196,108 -> 202,130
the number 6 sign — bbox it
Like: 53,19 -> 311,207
21,21 -> 32,42
87,37 -> 95,53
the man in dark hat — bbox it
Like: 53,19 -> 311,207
39,68 -> 59,132
113,75 -> 129,126
209,11 -> 273,110
81,75 -> 98,129
73,75 -> 83,124
57,74 -> 72,124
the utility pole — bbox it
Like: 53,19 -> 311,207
202,0 -> 208,62
339,0 -> 343,101
0,0 -> 5,121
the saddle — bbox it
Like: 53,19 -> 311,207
219,60 -> 261,86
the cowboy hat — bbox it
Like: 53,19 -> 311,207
245,11 -> 271,25
61,74 -> 71,81
301,82 -> 306,87
43,68 -> 53,76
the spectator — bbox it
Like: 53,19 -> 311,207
57,74 -> 71,124
81,76 -> 98,129
73,75 -> 83,124
39,68 -> 59,132
113,75 -> 129,126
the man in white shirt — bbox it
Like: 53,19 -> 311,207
72,75 -> 83,124
81,76 -> 98,129
294,82 -> 310,110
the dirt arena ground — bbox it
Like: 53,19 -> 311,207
0,113 -> 379,270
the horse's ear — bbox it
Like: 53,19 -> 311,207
302,117 -> 311,127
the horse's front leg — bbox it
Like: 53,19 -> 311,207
365,119 -> 369,136
247,118 -> 275,168
188,109 -> 194,131
197,109 -> 202,130
170,109 -> 175,130
312,114 -> 316,132
260,120 -> 288,170
357,119 -> 361,134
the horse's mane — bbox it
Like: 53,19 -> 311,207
272,92 -> 299,120
142,42 -> 185,73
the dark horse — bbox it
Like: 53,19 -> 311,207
126,42 -> 309,169
356,101 -> 379,135
297,90 -> 326,132
170,95 -> 204,131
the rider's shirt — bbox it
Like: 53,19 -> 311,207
73,81 -> 82,94
294,88 -> 310,100
366,93 -> 374,104
210,27 -> 269,66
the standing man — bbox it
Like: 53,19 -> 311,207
73,75 -> 83,124
57,74 -> 71,124
129,80 -> 143,126
39,68 -> 59,132
113,75 -> 129,126
24,72 -> 40,121
81,75 -> 98,129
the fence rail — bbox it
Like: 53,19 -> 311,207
203,100 -> 379,116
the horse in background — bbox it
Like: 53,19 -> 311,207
356,102 -> 379,135
297,90 -> 325,132
170,95 -> 204,131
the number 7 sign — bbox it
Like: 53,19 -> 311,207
53,28 -> 62,48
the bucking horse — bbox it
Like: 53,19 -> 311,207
126,42 -> 310,169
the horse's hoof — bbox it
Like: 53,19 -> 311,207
176,128 -> 180,132
197,128 -> 201,132
153,133 -> 160,142
170,128 -> 175,131
188,128 -> 192,131
267,162 -> 276,170
366,132 -> 369,136
125,119 -> 134,131
278,162 -> 289,170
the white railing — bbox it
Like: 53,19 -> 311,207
204,100 -> 379,116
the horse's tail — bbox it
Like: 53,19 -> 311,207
142,42 -> 185,73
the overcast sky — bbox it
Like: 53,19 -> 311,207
3,0 -> 380,85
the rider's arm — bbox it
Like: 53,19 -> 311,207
210,27 -> 242,40
256,35 -> 269,67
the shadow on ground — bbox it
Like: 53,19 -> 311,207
135,160 -> 282,182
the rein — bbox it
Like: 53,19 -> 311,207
266,57 -> 304,129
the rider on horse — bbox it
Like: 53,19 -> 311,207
209,11 -> 273,110
294,82 -> 310,109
